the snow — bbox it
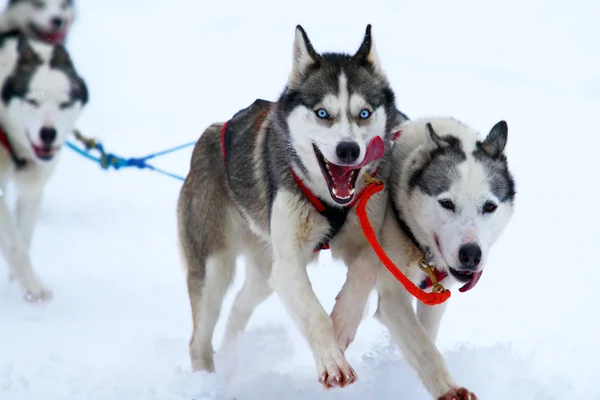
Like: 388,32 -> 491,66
1,0 -> 599,399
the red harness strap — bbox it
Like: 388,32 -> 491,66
290,168 -> 373,251
221,121 -> 229,165
421,269 -> 448,290
0,125 -> 27,168
356,179 -> 451,306
0,127 -> 11,151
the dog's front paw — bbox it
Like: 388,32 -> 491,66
316,347 -> 357,389
23,280 -> 53,303
438,387 -> 478,400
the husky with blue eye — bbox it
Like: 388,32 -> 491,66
0,0 -> 75,45
0,31 -> 88,302
177,24 -> 407,388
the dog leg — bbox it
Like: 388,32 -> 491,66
221,244 -> 273,349
417,300 -> 448,342
270,191 -> 356,389
331,248 -> 378,351
377,287 -> 476,398
187,250 -> 235,372
0,192 -> 50,302
15,184 -> 44,251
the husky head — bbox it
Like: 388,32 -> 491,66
0,33 -> 87,163
5,0 -> 75,45
277,24 -> 401,206
394,118 -> 516,292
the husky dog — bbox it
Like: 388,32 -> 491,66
0,31 -> 88,301
0,0 -> 75,45
334,117 -> 515,399
177,25 -> 405,388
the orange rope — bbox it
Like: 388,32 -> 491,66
356,180 -> 451,306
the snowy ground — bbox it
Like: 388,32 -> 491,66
1,0 -> 599,399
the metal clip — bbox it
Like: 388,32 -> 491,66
418,257 -> 447,293
364,172 -> 381,187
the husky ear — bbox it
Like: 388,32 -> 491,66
290,25 -> 320,86
481,120 -> 508,158
426,122 -> 450,148
352,24 -> 384,74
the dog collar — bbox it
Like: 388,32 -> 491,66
291,168 -> 373,252
0,126 -> 28,169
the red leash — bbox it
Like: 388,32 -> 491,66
356,175 -> 451,306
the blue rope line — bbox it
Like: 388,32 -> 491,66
65,136 -> 194,182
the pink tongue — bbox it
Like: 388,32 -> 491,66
458,270 -> 483,293
328,136 -> 385,198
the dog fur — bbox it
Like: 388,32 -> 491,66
0,31 -> 88,301
332,117 -> 515,399
0,0 -> 75,45
177,24 -> 406,388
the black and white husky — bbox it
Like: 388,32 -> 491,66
177,25 -> 405,388
335,117 -> 516,399
0,0 -> 75,45
0,31 -> 88,301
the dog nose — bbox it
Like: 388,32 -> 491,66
51,17 -> 64,29
336,141 -> 360,164
40,127 -> 57,145
458,243 -> 482,270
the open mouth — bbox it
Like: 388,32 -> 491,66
313,144 -> 360,204
435,234 -> 483,293
312,136 -> 385,205
29,24 -> 68,45
31,143 -> 58,161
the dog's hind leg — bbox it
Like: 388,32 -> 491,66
177,162 -> 238,373
187,249 -> 235,372
221,241 -> 273,349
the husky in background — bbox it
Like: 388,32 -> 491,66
0,31 -> 88,301
177,25 -> 406,388
0,0 -> 75,45
335,117 -> 515,399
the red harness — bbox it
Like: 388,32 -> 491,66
221,121 -> 398,252
0,126 -> 27,168
421,268 -> 448,290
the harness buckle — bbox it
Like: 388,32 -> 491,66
418,257 -> 448,293
364,172 -> 382,187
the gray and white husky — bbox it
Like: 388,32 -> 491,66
334,117 -> 515,399
0,0 -> 75,45
0,31 -> 88,301
177,25 -> 405,388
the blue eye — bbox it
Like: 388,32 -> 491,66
315,109 -> 329,119
359,109 -> 372,119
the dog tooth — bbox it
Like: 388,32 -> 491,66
349,188 -> 355,195
333,188 -> 338,195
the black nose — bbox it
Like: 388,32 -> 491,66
51,17 -> 64,29
336,141 -> 360,164
458,243 -> 482,270
40,127 -> 57,145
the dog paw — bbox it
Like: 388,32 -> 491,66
316,348 -> 357,389
24,287 -> 53,303
437,387 -> 478,400
22,280 -> 53,303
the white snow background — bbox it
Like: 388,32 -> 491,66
1,0 -> 599,399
